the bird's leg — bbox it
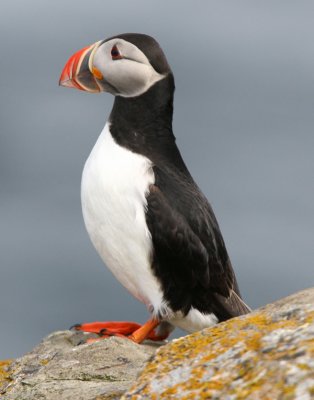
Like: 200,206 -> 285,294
71,318 -> 169,343
129,318 -> 160,343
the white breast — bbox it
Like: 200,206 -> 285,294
81,123 -> 164,313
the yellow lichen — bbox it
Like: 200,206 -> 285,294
0,360 -> 13,390
40,358 -> 50,366
123,301 -> 314,399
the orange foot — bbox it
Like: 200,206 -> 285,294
71,319 -> 169,344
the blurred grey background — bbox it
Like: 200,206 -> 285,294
1,0 -> 313,359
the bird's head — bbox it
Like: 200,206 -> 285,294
59,33 -> 171,98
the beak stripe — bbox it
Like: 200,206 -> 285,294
73,46 -> 92,76
88,40 -> 103,73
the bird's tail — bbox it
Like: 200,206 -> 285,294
213,290 -> 252,322
230,290 -> 252,314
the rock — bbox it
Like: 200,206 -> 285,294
0,360 -> 13,393
124,288 -> 314,399
0,330 -> 161,400
2,289 -> 314,399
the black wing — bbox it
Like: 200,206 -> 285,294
146,166 -> 250,321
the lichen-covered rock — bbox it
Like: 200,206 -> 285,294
0,360 -> 13,393
0,330 -> 160,400
124,288 -> 314,399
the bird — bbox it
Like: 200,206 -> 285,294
59,33 -> 251,344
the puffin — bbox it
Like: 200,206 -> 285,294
59,33 -> 251,343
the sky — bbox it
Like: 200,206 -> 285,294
1,0 -> 313,359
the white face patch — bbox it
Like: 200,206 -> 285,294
92,38 -> 165,97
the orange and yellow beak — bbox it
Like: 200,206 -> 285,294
59,41 -> 104,93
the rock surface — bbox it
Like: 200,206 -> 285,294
124,288 -> 314,399
0,331 -> 160,400
1,288 -> 314,399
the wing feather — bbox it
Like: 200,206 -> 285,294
146,168 -> 250,319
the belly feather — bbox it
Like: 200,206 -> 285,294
81,124 -> 164,312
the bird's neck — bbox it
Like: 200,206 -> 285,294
109,74 -> 175,158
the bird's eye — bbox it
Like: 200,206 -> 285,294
111,45 -> 122,60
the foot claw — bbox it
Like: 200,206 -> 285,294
70,323 -> 82,331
